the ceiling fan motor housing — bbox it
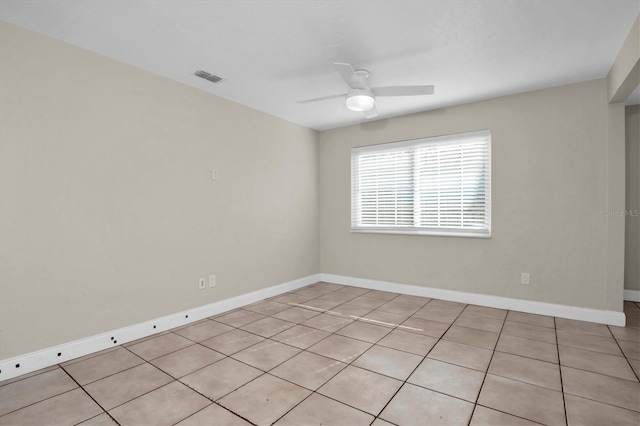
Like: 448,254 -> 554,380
346,88 -> 375,111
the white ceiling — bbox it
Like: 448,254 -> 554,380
1,1 -> 638,130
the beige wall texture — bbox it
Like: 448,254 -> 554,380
605,102 -> 626,313
320,79 -> 622,311
0,23 -> 319,359
626,105 -> 640,292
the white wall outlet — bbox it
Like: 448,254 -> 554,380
211,169 -> 218,180
198,278 -> 206,290
521,272 -> 530,285
209,275 -> 216,288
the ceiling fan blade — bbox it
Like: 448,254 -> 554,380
334,62 -> 363,89
364,105 -> 379,119
372,85 -> 435,97
297,93 -> 346,104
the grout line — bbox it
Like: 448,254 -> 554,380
0,387 -> 80,420
155,349 -> 227,379
463,308 -> 508,426
209,402 -> 259,426
122,331 -> 172,348
473,403 -> 547,425
504,318 -> 556,329
178,375 -> 259,426
269,371 -> 388,425
491,344 -> 558,363
80,363 -> 176,413
267,386 -> 319,424
498,326 -> 640,362
170,401 -> 258,426
65,347 -> 147,387
374,301 -> 470,423
211,312 -> 270,329
558,388 -> 640,413
232,343 -> 302,374
75,412 -> 116,426
470,310 -> 563,425
127,336 -> 197,362
267,315 -> 361,353
0,365 -> 61,389
553,343 -> 640,382
474,311 -> 507,400
554,317 -> 569,426
608,329 -> 640,383
59,366 -> 122,426
59,346 -> 123,368
500,323 -> 624,351
143,347 -> 261,426
497,330 -> 556,345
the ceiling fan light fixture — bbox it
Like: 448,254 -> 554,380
346,90 -> 375,112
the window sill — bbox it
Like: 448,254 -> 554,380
351,228 -> 491,238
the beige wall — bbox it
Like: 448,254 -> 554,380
320,79 -> 619,310
606,102 -> 626,313
0,22 -> 319,359
626,105 -> 640,291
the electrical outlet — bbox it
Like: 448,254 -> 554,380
520,272 -> 530,285
198,278 -> 206,290
211,169 -> 218,180
209,275 -> 216,288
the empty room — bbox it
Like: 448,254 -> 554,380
1,1 -> 639,425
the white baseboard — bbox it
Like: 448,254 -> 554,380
1,272 -> 628,383
0,274 -> 320,382
624,289 -> 640,302
320,273 -> 626,327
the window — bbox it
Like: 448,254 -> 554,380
351,130 -> 491,237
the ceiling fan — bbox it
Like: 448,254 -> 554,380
298,62 -> 434,119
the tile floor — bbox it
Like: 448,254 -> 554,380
1,282 -> 639,425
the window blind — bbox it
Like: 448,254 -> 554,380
351,130 -> 491,237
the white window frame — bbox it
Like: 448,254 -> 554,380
351,130 -> 491,238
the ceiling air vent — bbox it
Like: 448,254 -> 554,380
194,70 -> 223,83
